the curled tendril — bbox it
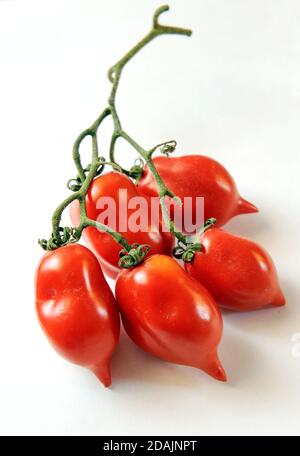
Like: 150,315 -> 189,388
67,177 -> 82,192
66,157 -> 108,191
149,140 -> 177,158
153,4 -> 169,29
172,218 -> 217,262
160,140 -> 177,156
173,242 -> 202,263
134,157 -> 144,168
38,227 -> 81,251
118,244 -> 150,269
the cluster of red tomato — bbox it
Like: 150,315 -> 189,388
35,155 -> 285,386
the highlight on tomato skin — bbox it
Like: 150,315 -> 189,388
69,172 -> 174,279
115,254 -> 227,382
185,228 -> 286,312
35,244 -> 120,387
138,155 -> 258,232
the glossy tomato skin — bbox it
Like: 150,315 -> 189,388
35,244 -> 120,387
185,229 -> 286,312
70,172 -> 174,279
115,254 -> 226,382
138,155 -> 258,232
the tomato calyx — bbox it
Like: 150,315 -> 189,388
39,226 -> 81,251
173,218 -> 217,263
128,158 -> 145,183
173,241 -> 202,263
118,243 -> 151,269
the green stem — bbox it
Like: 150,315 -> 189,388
72,107 -> 111,183
83,218 -> 132,252
108,5 -> 191,87
126,134 -> 187,244
108,5 -> 191,161
107,5 -> 192,245
47,106 -> 132,250
77,192 -> 132,251
51,192 -> 80,239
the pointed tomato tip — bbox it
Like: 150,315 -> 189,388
236,197 -> 258,215
272,289 -> 286,307
214,364 -> 227,382
91,362 -> 112,387
202,354 -> 227,382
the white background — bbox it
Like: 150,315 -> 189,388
0,0 -> 299,436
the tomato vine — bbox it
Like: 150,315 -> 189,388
39,4 -> 205,266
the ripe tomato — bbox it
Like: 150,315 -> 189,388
35,244 -> 120,386
115,254 -> 226,381
138,155 -> 258,232
185,228 -> 286,311
70,172 -> 174,279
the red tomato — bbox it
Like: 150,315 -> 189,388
115,254 -> 226,381
138,155 -> 258,232
185,228 -> 286,311
35,244 -> 120,386
70,172 -> 174,278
